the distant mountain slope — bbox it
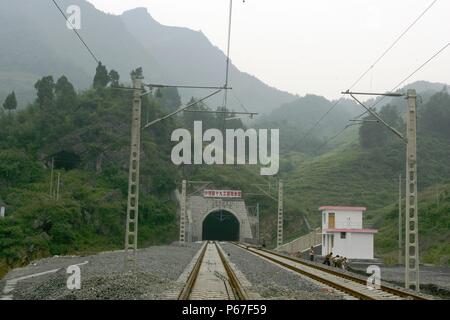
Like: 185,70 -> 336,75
119,7 -> 296,114
0,0 -> 163,105
259,81 -> 449,154
0,1 -> 295,114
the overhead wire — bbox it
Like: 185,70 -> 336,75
347,0 -> 439,92
371,41 -> 450,109
50,0 -> 99,64
290,0 -> 440,150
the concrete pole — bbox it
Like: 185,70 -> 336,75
277,180 -> 283,248
124,76 -> 143,272
405,89 -> 420,291
179,180 -> 187,244
398,174 -> 402,265
50,158 -> 54,198
256,203 -> 260,245
56,173 -> 61,201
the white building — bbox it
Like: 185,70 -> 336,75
320,206 -> 377,260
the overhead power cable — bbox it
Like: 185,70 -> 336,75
371,41 -> 450,109
291,0 -> 439,151
347,0 -> 439,91
292,0 -> 440,153
51,0 -> 99,64
324,40 -> 449,155
312,125 -> 355,154
292,97 -> 345,148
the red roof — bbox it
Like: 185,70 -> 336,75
319,206 -> 367,212
323,228 -> 378,234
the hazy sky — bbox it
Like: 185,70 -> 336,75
87,0 -> 450,100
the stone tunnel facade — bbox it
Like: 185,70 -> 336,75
185,195 -> 255,243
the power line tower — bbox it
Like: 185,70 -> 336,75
277,180 -> 283,248
405,89 -> 419,291
124,75 -> 143,272
343,89 -> 420,292
179,180 -> 187,244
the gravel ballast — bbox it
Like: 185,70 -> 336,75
220,243 -> 344,300
2,242 -> 202,300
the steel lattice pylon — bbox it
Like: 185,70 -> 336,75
405,89 -> 419,291
277,180 -> 283,248
179,180 -> 187,243
124,77 -> 143,272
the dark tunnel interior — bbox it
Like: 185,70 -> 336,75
202,210 -> 240,241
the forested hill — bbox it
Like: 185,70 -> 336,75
0,63 -> 270,278
258,81 -> 450,155
276,89 -> 450,265
0,65 -> 184,278
0,0 -> 295,114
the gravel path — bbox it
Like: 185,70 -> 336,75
1,242 -> 202,300
220,243 -> 345,300
350,264 -> 450,298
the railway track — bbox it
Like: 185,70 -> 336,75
178,241 -> 248,300
232,242 -> 430,301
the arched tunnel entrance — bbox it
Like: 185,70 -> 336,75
202,210 -> 240,241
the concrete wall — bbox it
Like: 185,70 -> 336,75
187,196 -> 253,242
322,210 -> 363,229
277,228 -> 322,254
322,232 -> 374,259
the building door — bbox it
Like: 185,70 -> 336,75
328,213 -> 335,229
327,234 -> 334,254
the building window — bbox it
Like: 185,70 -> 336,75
323,213 -> 326,225
340,232 -> 347,239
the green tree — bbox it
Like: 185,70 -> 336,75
156,87 -> 181,111
34,76 -> 55,109
108,70 -> 120,87
359,105 -> 403,149
420,91 -> 450,138
55,76 -> 77,109
2,91 -> 17,116
183,97 -> 218,131
93,62 -> 109,88
130,67 -> 143,80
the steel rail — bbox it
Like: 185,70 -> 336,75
178,242 -> 208,300
257,246 -> 428,300
232,243 -> 430,300
178,241 -> 247,300
215,242 -> 248,300
231,243 -> 376,300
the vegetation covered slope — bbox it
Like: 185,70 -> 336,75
277,90 -> 450,265
368,183 -> 450,266
0,67 -> 182,278
0,0 -> 294,113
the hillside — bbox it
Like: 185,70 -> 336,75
367,183 -> 450,266
0,0 -> 295,114
0,67 -> 183,278
258,95 -> 361,153
0,65 -> 273,278
275,90 -> 450,264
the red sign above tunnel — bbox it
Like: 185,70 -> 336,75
203,190 -> 242,198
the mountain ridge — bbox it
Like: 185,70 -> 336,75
0,0 -> 295,115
